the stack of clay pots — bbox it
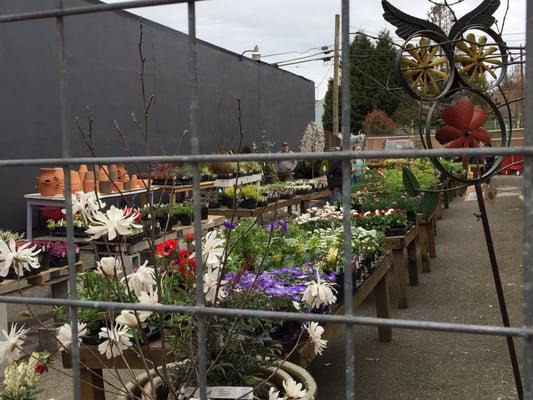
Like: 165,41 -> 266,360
36,164 -> 143,196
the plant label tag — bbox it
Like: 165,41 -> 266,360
184,386 -> 253,399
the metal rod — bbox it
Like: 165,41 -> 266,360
523,0 -> 533,397
1,147 -> 533,167
188,1 -> 207,398
0,294 -> 529,337
474,182 -> 523,398
0,0 -> 207,23
340,0 -> 355,399
56,1 -> 80,399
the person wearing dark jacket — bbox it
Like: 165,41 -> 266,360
326,159 -> 343,204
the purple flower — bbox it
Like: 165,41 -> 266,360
278,219 -> 288,233
223,219 -> 238,230
266,222 -> 276,232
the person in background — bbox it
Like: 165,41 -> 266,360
276,142 -> 297,181
351,145 -> 366,184
326,158 -> 343,204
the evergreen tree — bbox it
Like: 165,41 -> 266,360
322,30 -> 400,134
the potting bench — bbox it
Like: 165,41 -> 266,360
295,252 -> 392,367
384,224 -> 422,309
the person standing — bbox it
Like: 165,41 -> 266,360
276,142 -> 297,181
326,158 -> 343,204
351,145 -> 366,184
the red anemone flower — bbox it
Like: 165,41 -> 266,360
156,239 -> 178,257
184,233 -> 195,243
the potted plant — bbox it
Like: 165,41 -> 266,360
219,186 -> 237,208
171,203 -> 193,226
239,185 -> 260,209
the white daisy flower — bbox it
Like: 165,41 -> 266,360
269,387 -> 286,400
124,262 -> 156,297
305,322 -> 327,355
203,268 -> 226,304
86,205 -> 142,241
0,239 -> 41,278
97,324 -> 133,359
56,322 -> 88,351
62,191 -> 105,224
302,272 -> 337,309
282,377 -> 307,399
0,323 -> 29,364
96,256 -> 122,278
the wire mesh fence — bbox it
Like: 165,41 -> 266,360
0,1 -> 531,399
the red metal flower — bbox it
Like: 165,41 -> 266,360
156,239 -> 178,257
436,98 -> 491,148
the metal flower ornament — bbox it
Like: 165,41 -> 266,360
383,1 -> 523,397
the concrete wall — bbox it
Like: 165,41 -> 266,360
0,0 -> 314,230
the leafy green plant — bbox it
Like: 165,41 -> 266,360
240,185 -> 261,201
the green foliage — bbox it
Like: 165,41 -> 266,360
171,202 -> 193,217
240,185 -> 261,201
322,30 -> 400,133
362,110 -> 398,136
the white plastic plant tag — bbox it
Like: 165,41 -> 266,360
184,386 -> 254,399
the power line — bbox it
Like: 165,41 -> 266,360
261,45 -> 332,59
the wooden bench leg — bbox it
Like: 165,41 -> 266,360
375,273 -> 392,343
436,195 -> 443,220
444,188 -> 450,209
407,238 -> 419,286
80,368 -> 106,400
429,219 -> 437,258
419,224 -> 431,272
391,248 -> 408,309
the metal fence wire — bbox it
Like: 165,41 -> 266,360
0,1 -> 532,399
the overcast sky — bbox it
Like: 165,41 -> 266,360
104,0 -> 526,100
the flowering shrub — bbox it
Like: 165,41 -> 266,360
300,121 -> 325,153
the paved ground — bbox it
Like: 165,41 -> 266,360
19,180 -> 527,399
309,185 -> 524,399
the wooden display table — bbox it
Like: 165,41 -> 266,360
384,224 -> 421,309
294,252 -> 392,367
155,181 -> 215,203
0,262 -> 85,348
209,190 -> 329,221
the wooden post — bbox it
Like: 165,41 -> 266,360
391,249 -> 408,309
375,273 -> 392,342
80,368 -> 106,400
407,237 -> 420,286
331,14 -> 340,148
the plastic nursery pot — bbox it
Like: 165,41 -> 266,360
240,198 -> 257,209
178,214 -> 193,226
39,250 -> 50,270
220,196 -> 236,209
116,361 -> 317,400
201,205 -> 209,220
406,210 -> 417,223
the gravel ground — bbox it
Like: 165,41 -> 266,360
309,188 -> 524,400
31,184 -> 525,399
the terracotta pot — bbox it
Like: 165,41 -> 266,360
54,167 -> 65,196
100,180 -> 113,194
99,165 -> 109,182
130,174 -> 139,189
78,164 -> 88,183
37,168 -> 58,197
83,171 -> 95,193
117,164 -> 127,180
109,164 -> 118,182
70,171 -> 82,193
114,181 -> 124,192
123,181 -> 131,191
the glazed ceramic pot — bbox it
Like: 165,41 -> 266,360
37,168 -> 58,197
78,164 -> 88,183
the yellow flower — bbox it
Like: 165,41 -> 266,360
326,247 -> 338,265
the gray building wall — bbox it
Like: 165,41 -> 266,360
0,0 -> 314,230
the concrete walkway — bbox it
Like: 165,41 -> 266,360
309,188 -> 524,399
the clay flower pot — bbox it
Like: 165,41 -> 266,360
99,165 -> 110,182
130,174 -> 139,189
78,164 -> 88,183
117,164 -> 127,180
70,171 -> 82,193
83,171 -> 95,193
100,180 -> 113,194
54,167 -> 65,196
109,164 -> 118,183
37,168 -> 58,197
